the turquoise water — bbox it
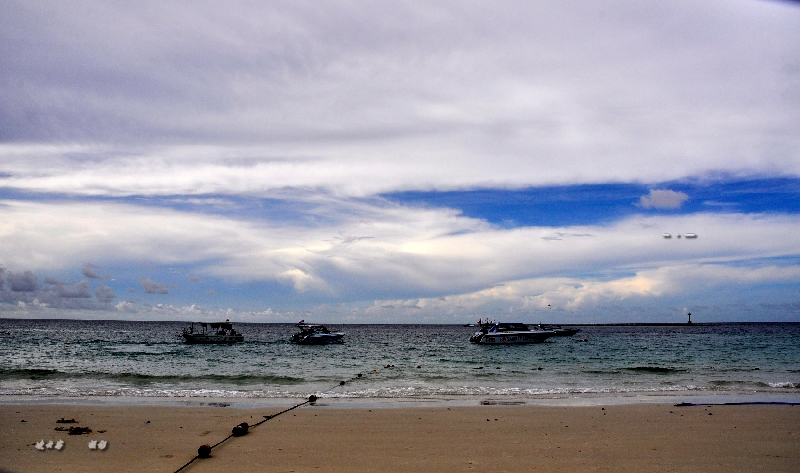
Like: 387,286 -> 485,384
1,320 -> 798,403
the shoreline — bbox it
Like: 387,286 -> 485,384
2,390 -> 799,409
4,401 -> 798,472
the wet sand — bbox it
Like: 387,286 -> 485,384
2,402 -> 798,472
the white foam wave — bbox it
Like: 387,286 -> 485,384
5,382 -> 791,400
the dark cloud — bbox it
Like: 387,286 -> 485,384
56,280 -> 92,298
6,271 -> 40,292
43,278 -> 92,298
95,283 -> 117,303
0,271 -> 105,309
141,278 -> 170,294
0,266 -> 125,310
82,263 -> 107,279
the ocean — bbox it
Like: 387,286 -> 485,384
1,319 -> 798,406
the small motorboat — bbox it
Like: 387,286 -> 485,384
181,321 -> 244,344
536,324 -> 580,336
469,322 -> 555,344
291,323 -> 345,344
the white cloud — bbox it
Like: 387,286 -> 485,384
0,199 -> 798,307
639,189 -> 690,209
275,269 -> 322,293
363,263 -> 800,322
115,301 -> 138,313
3,260 -> 796,322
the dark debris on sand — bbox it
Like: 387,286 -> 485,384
54,426 -> 93,435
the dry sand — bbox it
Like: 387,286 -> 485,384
2,401 -> 798,472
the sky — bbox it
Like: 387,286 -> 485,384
1,0 -> 799,323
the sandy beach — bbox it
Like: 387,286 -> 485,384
2,401 -> 798,472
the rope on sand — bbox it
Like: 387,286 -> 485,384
674,401 -> 800,407
173,396 -> 316,473
173,366 -> 390,473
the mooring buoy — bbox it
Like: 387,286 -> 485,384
232,422 -> 249,437
197,444 -> 212,458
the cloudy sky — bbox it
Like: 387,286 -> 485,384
1,0 -> 799,323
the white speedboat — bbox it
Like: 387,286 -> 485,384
536,324 -> 580,336
182,321 -> 244,344
469,323 -> 555,344
291,324 -> 345,344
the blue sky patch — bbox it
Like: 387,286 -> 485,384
384,177 -> 800,228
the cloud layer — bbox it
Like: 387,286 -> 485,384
1,196 -> 798,321
1,1 -> 799,198
1,1 -> 799,322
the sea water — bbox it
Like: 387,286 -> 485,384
1,320 -> 798,406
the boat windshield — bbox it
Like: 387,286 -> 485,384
493,323 -> 529,332
298,324 -> 330,333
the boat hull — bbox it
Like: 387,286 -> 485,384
471,330 -> 555,344
182,333 -> 244,344
292,333 -> 345,344
551,328 -> 580,336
